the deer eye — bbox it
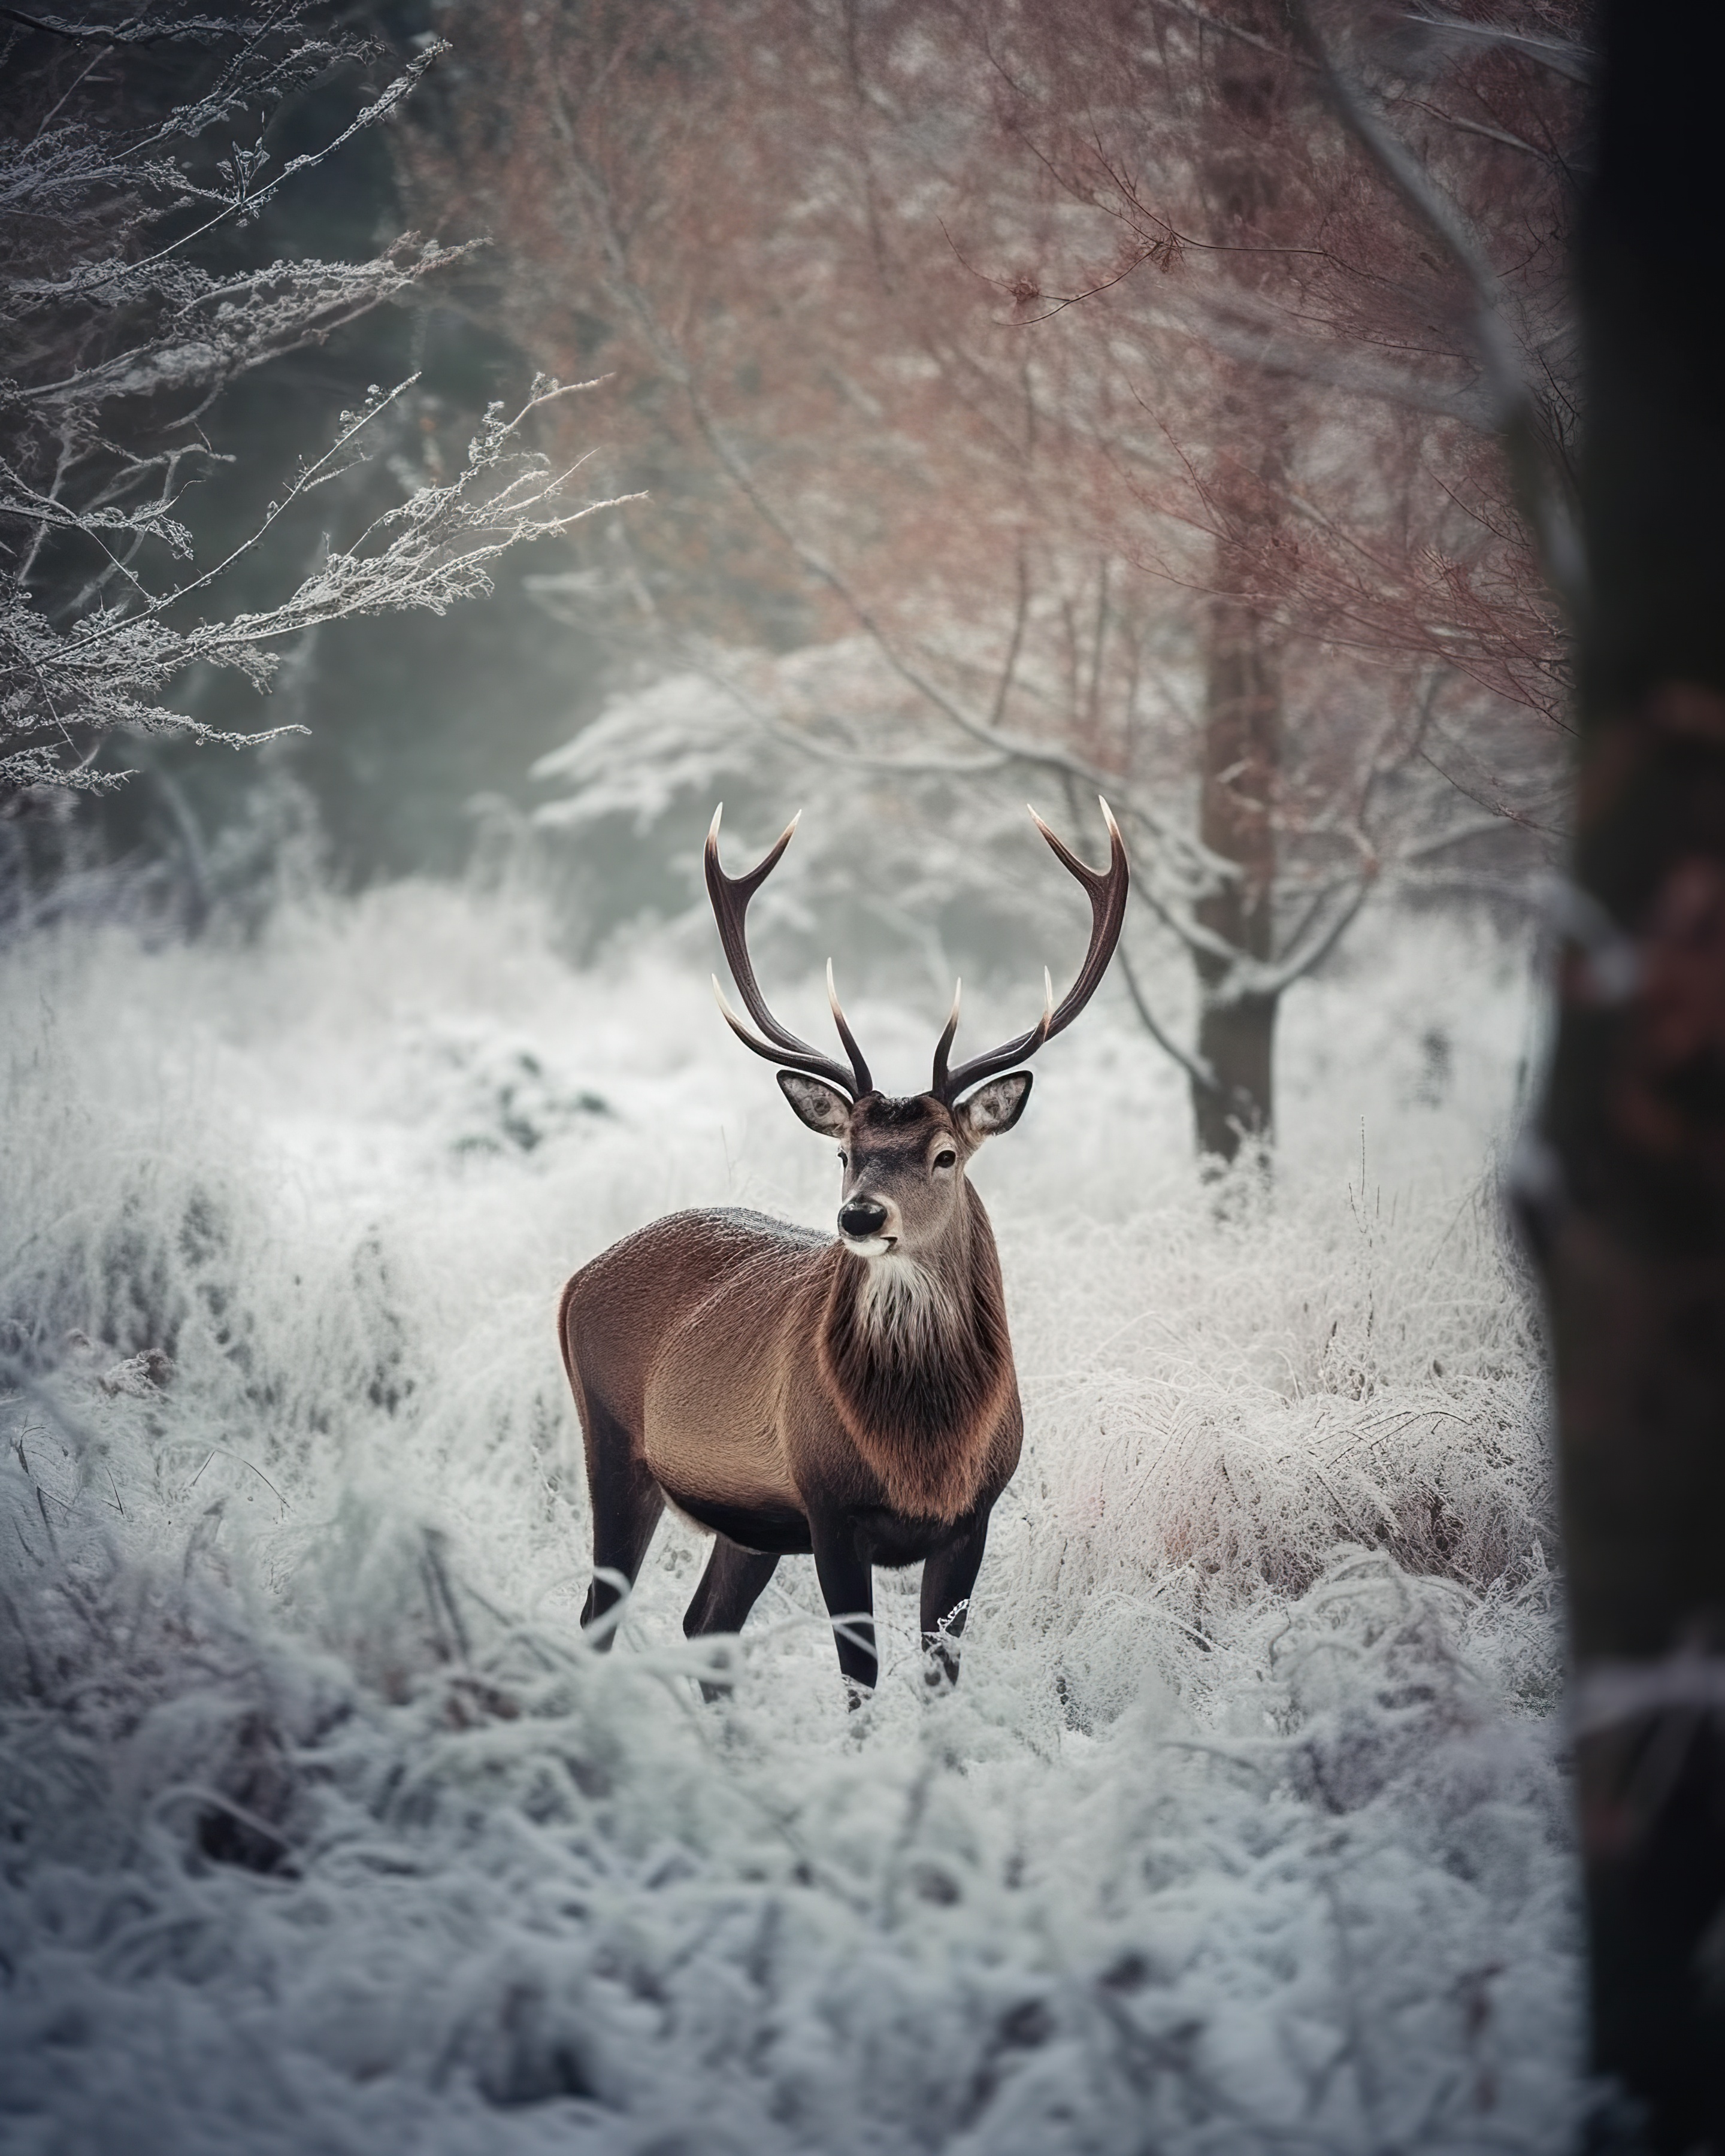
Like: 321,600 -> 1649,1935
933,1149 -> 957,1171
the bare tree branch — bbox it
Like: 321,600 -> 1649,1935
1288,0 -> 1586,617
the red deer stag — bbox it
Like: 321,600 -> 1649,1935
558,800 -> 1128,1700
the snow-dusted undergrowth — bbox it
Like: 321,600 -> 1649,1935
0,883 -> 1578,2152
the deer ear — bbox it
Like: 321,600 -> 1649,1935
955,1070 -> 1032,1142
777,1071 -> 853,1135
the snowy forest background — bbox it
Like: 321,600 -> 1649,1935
2,5 -> 1589,2150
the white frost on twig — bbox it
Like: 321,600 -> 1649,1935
2,8 -> 629,797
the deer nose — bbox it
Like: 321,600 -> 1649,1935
839,1195 -> 889,1240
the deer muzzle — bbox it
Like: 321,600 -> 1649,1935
838,1195 -> 894,1253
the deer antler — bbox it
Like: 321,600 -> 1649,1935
706,805 -> 874,1098
932,798 -> 1130,1103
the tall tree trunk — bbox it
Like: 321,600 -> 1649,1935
1526,4 -> 1725,2145
1191,587 -> 1281,1160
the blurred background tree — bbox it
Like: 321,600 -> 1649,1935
1525,0 -> 1725,2142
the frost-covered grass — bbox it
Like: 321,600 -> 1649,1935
0,883 -> 1578,2153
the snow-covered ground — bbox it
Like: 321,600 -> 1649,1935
0,880 -> 1578,2153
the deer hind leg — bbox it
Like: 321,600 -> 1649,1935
682,1539 -> 780,1700
577,1396 -> 665,1646
919,1507 -> 991,1691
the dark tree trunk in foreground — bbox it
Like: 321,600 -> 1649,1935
1192,589 -> 1281,1161
1527,4 -> 1725,2144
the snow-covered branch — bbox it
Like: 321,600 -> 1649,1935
1,6 -> 627,798
3,377 -> 635,794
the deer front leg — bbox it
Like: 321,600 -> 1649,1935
920,1507 -> 991,1690
810,1513 -> 877,1704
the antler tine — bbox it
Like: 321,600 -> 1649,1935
707,974 -> 830,1081
709,967 -> 862,1091
825,959 -> 874,1096
1029,796 -> 1130,1037
704,805 -> 870,1097
936,797 -> 1130,1103
929,977 -> 963,1097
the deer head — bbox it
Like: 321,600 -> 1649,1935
706,800 -> 1130,1259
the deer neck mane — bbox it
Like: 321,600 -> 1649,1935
816,1185 -> 1013,1523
